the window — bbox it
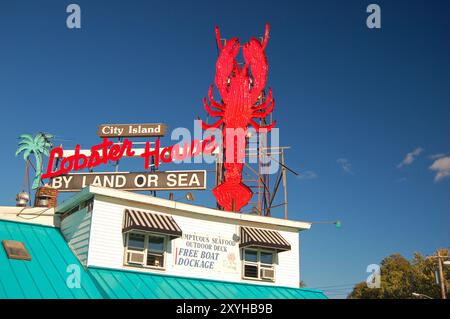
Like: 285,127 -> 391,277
124,232 -> 167,270
62,198 -> 94,221
128,233 -> 145,250
243,249 -> 276,281
80,198 -> 94,213
2,240 -> 32,261
147,235 -> 164,268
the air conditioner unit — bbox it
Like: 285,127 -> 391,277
260,267 -> 275,280
127,251 -> 145,265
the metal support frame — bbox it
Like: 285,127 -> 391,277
215,142 -> 293,219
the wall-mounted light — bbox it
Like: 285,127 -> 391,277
185,192 -> 195,202
172,192 -> 195,202
309,220 -> 343,229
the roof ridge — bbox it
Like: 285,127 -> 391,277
0,218 -> 56,229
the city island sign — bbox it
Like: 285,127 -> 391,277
97,123 -> 167,138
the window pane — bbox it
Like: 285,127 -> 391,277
244,250 -> 258,262
147,253 -> 164,267
128,233 -> 145,250
244,264 -> 258,278
148,236 -> 164,252
260,252 -> 274,265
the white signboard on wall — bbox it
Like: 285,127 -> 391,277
173,232 -> 239,274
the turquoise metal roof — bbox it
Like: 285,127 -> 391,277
0,220 -> 104,299
89,267 -> 327,299
0,219 -> 326,299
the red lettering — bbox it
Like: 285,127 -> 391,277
109,144 -> 122,161
191,139 -> 201,157
161,146 -> 173,163
41,136 -> 217,181
73,145 -> 87,170
140,139 -> 160,170
172,143 -> 189,161
41,147 -> 64,179
61,157 -> 73,172
202,136 -> 217,154
123,139 -> 135,157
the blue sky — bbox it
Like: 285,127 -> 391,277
1,0 -> 449,298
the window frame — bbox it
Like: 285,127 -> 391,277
124,231 -> 168,271
242,248 -> 276,282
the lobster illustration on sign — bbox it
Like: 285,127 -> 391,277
199,23 -> 276,212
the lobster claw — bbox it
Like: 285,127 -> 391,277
243,39 -> 268,103
215,36 -> 240,103
243,23 -> 270,103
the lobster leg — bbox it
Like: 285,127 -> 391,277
250,119 -> 276,132
252,88 -> 273,111
203,98 -> 223,117
208,85 -> 225,110
252,99 -> 275,118
198,117 -> 224,130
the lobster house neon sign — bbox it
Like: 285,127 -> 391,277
41,137 -> 217,179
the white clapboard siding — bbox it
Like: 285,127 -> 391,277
275,231 -> 300,287
60,207 -> 92,266
87,197 -> 301,288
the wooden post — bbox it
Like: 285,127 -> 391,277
281,150 -> 288,219
438,252 -> 447,299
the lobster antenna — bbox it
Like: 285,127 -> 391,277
215,26 -> 223,51
262,22 -> 270,50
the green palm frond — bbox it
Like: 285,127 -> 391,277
16,132 -> 54,189
35,133 -> 54,150
34,134 -> 45,147
17,140 -> 33,147
18,134 -> 33,142
22,149 -> 32,161
15,143 -> 32,157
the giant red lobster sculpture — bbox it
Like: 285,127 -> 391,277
199,23 -> 276,212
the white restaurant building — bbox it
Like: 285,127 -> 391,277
0,185 -> 327,299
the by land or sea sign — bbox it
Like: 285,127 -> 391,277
50,170 -> 206,192
97,123 -> 167,138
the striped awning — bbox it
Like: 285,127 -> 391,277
122,209 -> 182,237
240,226 -> 291,251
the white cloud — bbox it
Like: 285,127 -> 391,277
296,171 -> 318,180
337,158 -> 353,174
429,156 -> 450,182
397,147 -> 423,168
